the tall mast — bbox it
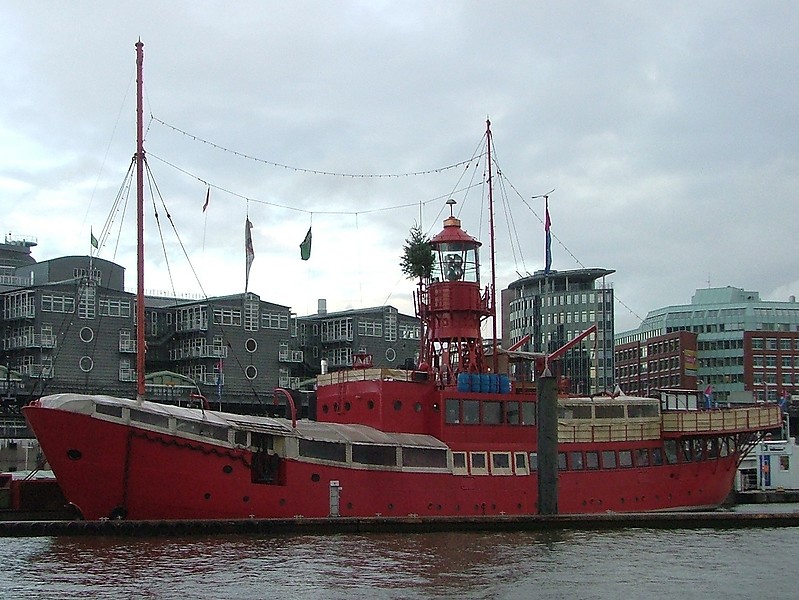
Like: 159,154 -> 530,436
135,40 -> 146,401
486,119 -> 499,374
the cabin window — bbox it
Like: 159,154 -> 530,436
559,405 -> 592,419
529,452 -> 538,471
585,451 -> 600,470
506,401 -> 520,424
601,450 -> 617,469
402,447 -> 448,469
463,400 -> 480,424
557,453 -> 567,470
595,405 -> 625,419
627,404 -> 659,418
514,452 -> 529,475
470,452 -> 488,475
521,402 -> 536,425
483,401 -> 502,425
453,452 -> 468,475
445,399 -> 460,424
664,440 -> 678,464
233,430 -> 248,446
693,439 -> 705,462
299,439 -> 346,462
352,444 -> 397,466
95,404 -> 123,418
569,452 -> 584,470
491,452 -> 512,475
130,409 -> 169,429
651,448 -> 664,466
680,440 -> 692,462
635,449 -> 650,467
619,450 -> 633,468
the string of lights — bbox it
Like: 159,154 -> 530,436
150,115 -> 483,178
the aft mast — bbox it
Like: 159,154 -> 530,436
135,40 -> 146,401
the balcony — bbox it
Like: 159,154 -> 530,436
3,334 -> 56,350
119,368 -> 137,382
279,349 -> 304,363
172,346 -> 228,361
18,364 -> 53,379
199,373 -> 225,386
278,375 -> 301,389
119,340 -> 137,353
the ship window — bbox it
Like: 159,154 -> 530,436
514,452 -> 529,475
234,430 -> 249,446
95,404 -> 123,418
601,450 -> 617,469
506,401 -> 520,424
585,451 -> 600,470
402,447 -> 447,469
470,452 -> 488,475
453,451 -> 468,475
463,400 -> 480,424
627,404 -> 659,418
664,440 -> 678,464
483,401 -> 502,424
693,439 -> 705,461
299,439 -> 346,462
680,440 -> 692,462
619,450 -> 633,468
558,453 -> 567,470
521,402 -> 536,425
652,448 -> 663,466
719,437 -> 729,458
130,409 -> 169,429
595,405 -> 625,419
569,452 -> 584,470
529,452 -> 538,471
491,452 -> 512,475
445,398 -> 460,423
559,405 -> 592,419
635,449 -> 650,467
352,444 -> 397,466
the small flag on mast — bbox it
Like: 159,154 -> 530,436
90,230 -> 99,250
245,218 -> 254,291
202,187 -> 210,212
300,227 -> 312,261
544,198 -> 552,274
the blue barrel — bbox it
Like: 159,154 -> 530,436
479,373 -> 490,393
500,374 -> 511,394
489,374 -> 499,393
471,373 -> 481,392
457,373 -> 470,392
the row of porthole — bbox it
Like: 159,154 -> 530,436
321,399 -> 429,414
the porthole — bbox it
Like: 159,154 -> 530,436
245,338 -> 257,353
344,402 -> 351,411
79,326 -> 94,343
79,356 -> 94,373
222,465 -> 233,474
322,404 -> 329,414
393,400 -> 402,411
367,400 -> 375,410
245,365 -> 257,380
414,402 -> 422,413
385,347 -> 396,362
67,449 -> 82,461
311,473 -> 320,482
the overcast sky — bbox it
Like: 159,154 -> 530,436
2,2 -> 797,334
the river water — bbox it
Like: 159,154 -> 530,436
3,508 -> 797,599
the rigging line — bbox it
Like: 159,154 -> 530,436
146,152 -> 483,216
145,163 -> 179,300
151,115 -> 483,178
145,160 -> 209,300
496,171 -> 524,272
99,157 -> 136,252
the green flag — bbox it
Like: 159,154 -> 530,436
300,227 -> 312,261
91,230 -> 99,249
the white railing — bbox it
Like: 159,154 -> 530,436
279,349 -> 304,363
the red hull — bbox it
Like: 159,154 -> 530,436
24,405 -> 739,520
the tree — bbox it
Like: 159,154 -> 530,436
400,224 -> 434,282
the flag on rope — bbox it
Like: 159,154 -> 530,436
704,384 -> 713,409
544,199 -> 552,274
202,187 -> 210,212
90,229 -> 99,250
245,218 -> 254,291
300,226 -> 312,261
